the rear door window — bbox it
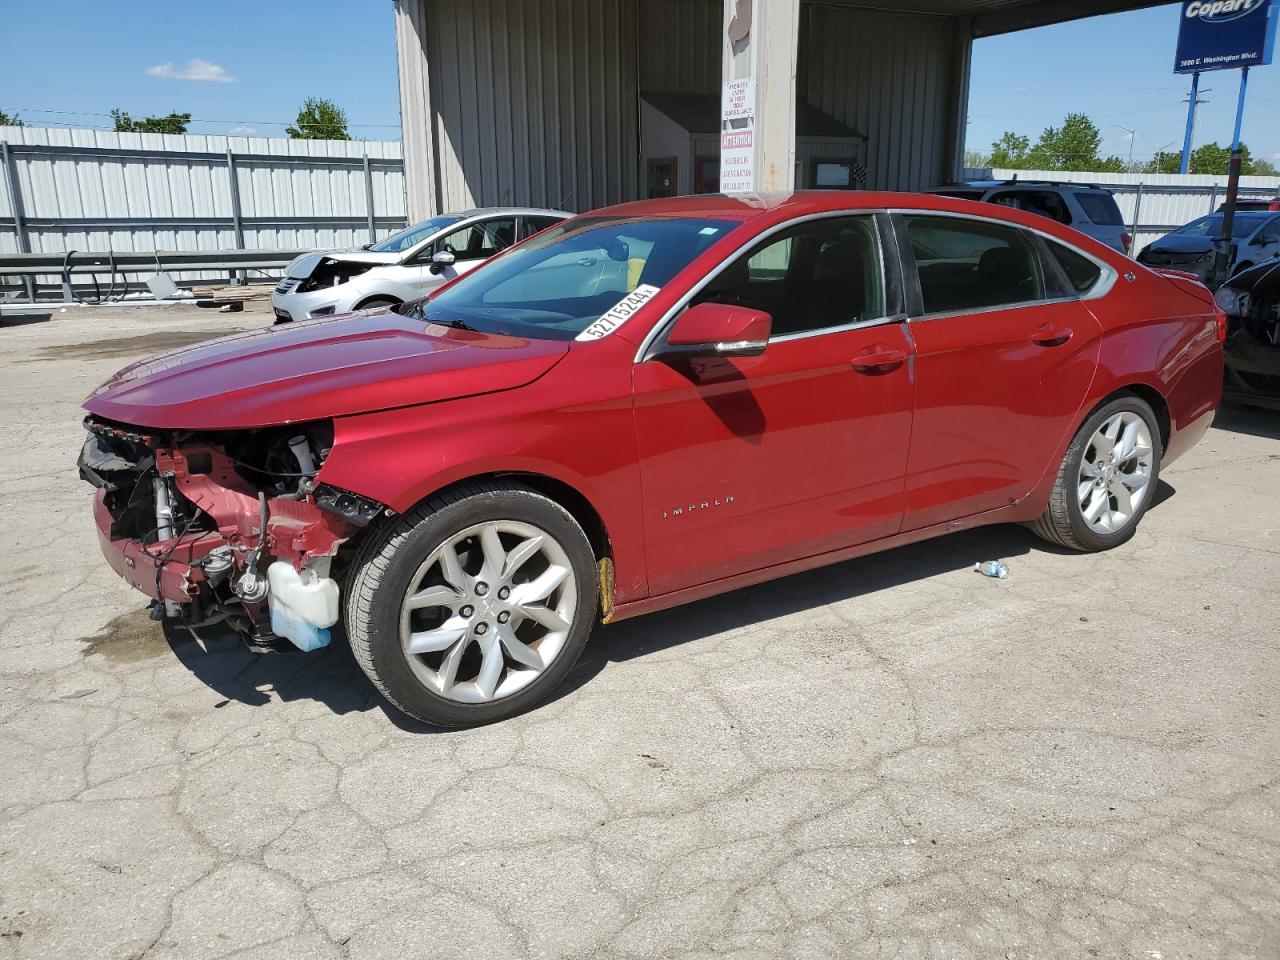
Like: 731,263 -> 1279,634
905,216 -> 1045,314
1256,217 -> 1280,244
1074,192 -> 1124,226
990,190 -> 1073,225
521,216 -> 563,240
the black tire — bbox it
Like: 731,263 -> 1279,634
345,481 -> 598,726
1029,394 -> 1163,552
355,297 -> 399,312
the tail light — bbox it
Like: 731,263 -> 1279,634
1214,306 -> 1228,343
1121,232 -> 1132,254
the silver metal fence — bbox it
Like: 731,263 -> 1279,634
0,126 -> 409,295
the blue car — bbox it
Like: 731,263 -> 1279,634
1138,211 -> 1280,285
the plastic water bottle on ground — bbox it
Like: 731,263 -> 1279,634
974,560 -> 1009,579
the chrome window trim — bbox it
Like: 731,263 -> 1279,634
906,297 -> 1081,324
769,312 -> 908,343
891,207 -> 1119,317
634,209 -> 894,363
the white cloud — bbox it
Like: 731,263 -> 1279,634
146,58 -> 236,83
1272,151 -> 1280,161
229,126 -> 258,136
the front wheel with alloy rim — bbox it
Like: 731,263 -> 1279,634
345,481 -> 598,726
1030,395 -> 1163,552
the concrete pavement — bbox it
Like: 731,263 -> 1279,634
1,303 -> 1277,959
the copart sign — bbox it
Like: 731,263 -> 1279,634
1174,0 -> 1277,73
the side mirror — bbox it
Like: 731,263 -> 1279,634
429,250 -> 456,274
656,302 -> 771,360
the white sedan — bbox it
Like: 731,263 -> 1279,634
271,207 -> 570,323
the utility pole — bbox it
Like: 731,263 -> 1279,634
1179,74 -> 1211,174
1211,67 -> 1250,289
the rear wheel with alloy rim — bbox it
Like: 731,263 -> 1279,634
346,482 -> 598,726
1030,395 -> 1163,552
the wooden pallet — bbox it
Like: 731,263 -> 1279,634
191,284 -> 273,302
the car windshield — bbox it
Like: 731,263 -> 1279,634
1174,213 -> 1268,240
421,216 -> 737,340
369,215 -> 464,253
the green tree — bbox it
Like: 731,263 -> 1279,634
1253,156 -> 1279,176
1027,113 -> 1122,171
111,109 -> 191,134
286,97 -> 350,140
1144,151 -> 1181,174
0,109 -> 23,127
989,132 -> 1030,168
1188,141 -> 1265,176
989,114 -> 1124,172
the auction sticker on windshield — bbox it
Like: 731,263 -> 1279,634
575,284 -> 662,341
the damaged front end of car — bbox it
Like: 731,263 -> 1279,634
1216,260 -> 1280,409
78,417 -> 385,652
293,256 -> 379,294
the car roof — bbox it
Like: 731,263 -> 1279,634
1188,210 -> 1272,224
581,190 -> 1127,260
588,190 -> 1068,224
936,180 -> 1109,192
447,206 -> 572,219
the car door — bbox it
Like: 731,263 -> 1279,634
1244,216 -> 1280,267
895,213 -> 1104,532
631,214 -> 916,597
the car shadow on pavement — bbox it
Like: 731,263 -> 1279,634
160,485 -> 1177,731
562,510 -> 1159,697
1212,404 -> 1280,441
0,311 -> 52,327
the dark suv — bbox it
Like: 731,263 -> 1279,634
929,180 -> 1130,254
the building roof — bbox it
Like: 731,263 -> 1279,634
641,92 -> 866,140
811,0 -> 1169,37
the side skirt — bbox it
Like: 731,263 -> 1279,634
608,497 -> 1043,623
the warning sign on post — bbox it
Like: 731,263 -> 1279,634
719,128 -> 754,193
721,78 -> 755,121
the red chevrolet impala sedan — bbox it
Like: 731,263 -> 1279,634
80,192 -> 1223,725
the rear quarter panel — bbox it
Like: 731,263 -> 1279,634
1084,267 -> 1222,465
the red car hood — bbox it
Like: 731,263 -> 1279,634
83,311 -> 569,430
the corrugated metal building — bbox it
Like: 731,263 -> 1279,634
393,0 -> 1165,219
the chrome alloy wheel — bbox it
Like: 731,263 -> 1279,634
399,520 -> 578,704
1077,410 -> 1154,535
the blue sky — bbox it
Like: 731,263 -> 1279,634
1,0 -> 1277,165
968,3 -> 1280,164
0,0 -> 403,140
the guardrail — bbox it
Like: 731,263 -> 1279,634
0,249 -> 301,303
